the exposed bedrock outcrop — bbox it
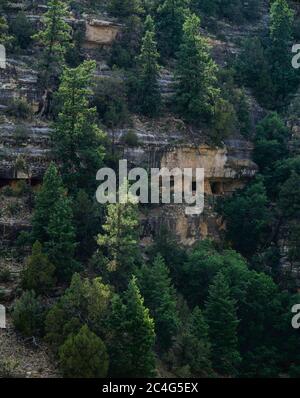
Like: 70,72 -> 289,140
113,128 -> 257,244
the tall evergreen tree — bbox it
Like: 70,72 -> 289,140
31,162 -> 65,244
31,163 -> 78,282
156,0 -> 190,58
46,195 -> 78,282
52,60 -> 106,194
268,0 -> 297,106
33,0 -> 72,111
205,272 -> 241,376
137,255 -> 180,350
97,197 -> 139,289
174,14 -> 220,124
185,306 -> 212,376
108,276 -> 156,377
136,15 -> 161,117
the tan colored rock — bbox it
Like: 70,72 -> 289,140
84,19 -> 121,48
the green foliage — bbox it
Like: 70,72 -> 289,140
137,255 -> 180,350
31,163 -> 78,282
166,306 -> 213,377
134,15 -> 161,117
65,23 -> 85,67
156,0 -> 189,58
174,14 -> 220,125
108,0 -> 143,18
108,276 -> 156,377
120,130 -> 139,147
253,113 -> 290,198
52,61 -> 106,194
33,0 -> 72,89
93,77 -> 130,128
221,177 -> 271,258
45,195 -> 78,282
268,0 -> 298,106
6,98 -> 33,120
235,37 -> 274,109
181,240 -> 247,306
0,16 -> 14,50
147,226 -> 188,289
45,273 -> 111,349
205,272 -> 241,376
12,291 -> 44,337
192,0 -> 261,22
0,358 -> 18,378
59,324 -> 109,378
73,190 -> 101,260
13,125 -> 30,145
0,267 -> 11,283
32,163 -> 65,243
109,15 -> 143,69
22,241 -> 56,293
210,97 -> 236,142
236,1 -> 299,108
9,12 -> 33,50
97,198 -> 140,289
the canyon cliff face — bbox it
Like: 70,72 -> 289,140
0,4 -> 259,247
113,127 -> 257,245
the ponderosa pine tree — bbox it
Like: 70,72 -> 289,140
33,0 -> 72,107
205,272 -> 241,376
137,255 -> 180,351
174,14 -> 220,124
52,60 -> 106,194
136,15 -> 161,117
31,163 -> 77,282
156,0 -> 190,58
97,195 -> 140,289
59,324 -> 109,378
31,162 -> 65,244
108,276 -> 156,377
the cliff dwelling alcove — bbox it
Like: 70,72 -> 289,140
210,181 -> 223,195
0,179 -> 10,189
